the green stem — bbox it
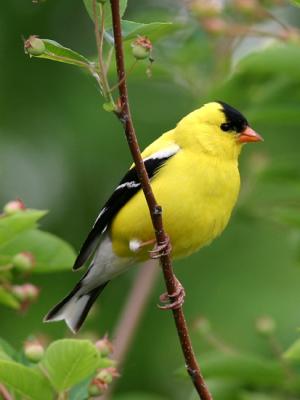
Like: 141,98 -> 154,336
92,0 -> 115,104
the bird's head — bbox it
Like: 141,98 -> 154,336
176,101 -> 263,160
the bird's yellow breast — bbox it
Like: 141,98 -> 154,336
110,149 -> 240,260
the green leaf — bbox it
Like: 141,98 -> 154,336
178,352 -> 284,387
0,210 -> 47,247
0,359 -> 53,400
290,0 -> 300,6
83,0 -> 127,29
0,229 -> 75,273
41,339 -> 100,391
69,377 -> 91,400
35,39 -> 92,69
120,20 -> 178,41
0,286 -> 19,309
0,338 -> 18,360
239,392 -> 286,400
269,207 -> 300,228
284,338 -> 300,360
203,353 -> 284,386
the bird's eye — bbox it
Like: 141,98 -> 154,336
220,123 -> 232,132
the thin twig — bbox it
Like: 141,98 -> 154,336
108,1 -> 212,398
0,384 -> 12,400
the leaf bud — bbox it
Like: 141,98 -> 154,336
3,199 -> 26,215
24,340 -> 44,362
131,36 -> 152,60
12,252 -> 35,272
24,35 -> 46,56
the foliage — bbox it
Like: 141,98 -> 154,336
0,201 -> 75,311
0,337 -> 116,400
1,0 -> 300,399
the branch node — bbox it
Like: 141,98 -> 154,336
153,205 -> 162,215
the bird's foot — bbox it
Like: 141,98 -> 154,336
149,235 -> 172,259
158,277 -> 185,310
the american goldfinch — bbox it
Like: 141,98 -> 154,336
44,101 -> 263,333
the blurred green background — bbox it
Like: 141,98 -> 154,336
1,0 -> 300,399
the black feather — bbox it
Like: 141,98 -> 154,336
218,101 -> 248,133
73,153 -> 177,270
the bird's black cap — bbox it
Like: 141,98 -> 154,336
218,101 -> 248,133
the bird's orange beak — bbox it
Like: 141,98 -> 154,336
238,126 -> 264,143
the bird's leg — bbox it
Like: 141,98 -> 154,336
149,235 -> 172,259
158,276 -> 185,310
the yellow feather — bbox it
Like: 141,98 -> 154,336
111,102 -> 243,259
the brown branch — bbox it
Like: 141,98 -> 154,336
109,1 -> 212,398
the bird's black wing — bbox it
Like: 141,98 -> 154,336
73,149 -> 179,270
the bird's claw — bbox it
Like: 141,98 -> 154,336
157,277 -> 185,310
149,236 -> 172,259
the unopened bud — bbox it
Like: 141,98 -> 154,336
234,0 -> 258,14
95,336 -> 113,357
131,36 -> 152,60
11,285 -> 27,302
24,341 -> 44,362
24,35 -> 45,56
189,0 -> 223,17
255,316 -> 276,336
12,252 -> 35,272
96,369 -> 113,385
194,317 -> 211,335
88,379 -> 106,397
12,284 -> 39,303
24,283 -> 39,301
201,17 -> 228,35
3,199 -> 26,215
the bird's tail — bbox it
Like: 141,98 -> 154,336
43,281 -> 109,333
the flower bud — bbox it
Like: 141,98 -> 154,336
95,335 -> 113,357
88,380 -> 106,397
131,36 -> 152,60
24,341 -> 44,362
201,17 -> 228,35
24,35 -> 46,56
12,252 -> 35,273
24,283 -> 40,301
255,316 -> 276,336
189,0 -> 223,18
11,284 -> 39,303
11,285 -> 27,302
96,369 -> 113,385
234,0 -> 257,12
3,199 -> 26,215
194,317 -> 211,335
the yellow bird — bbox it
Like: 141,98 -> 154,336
44,101 -> 263,333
